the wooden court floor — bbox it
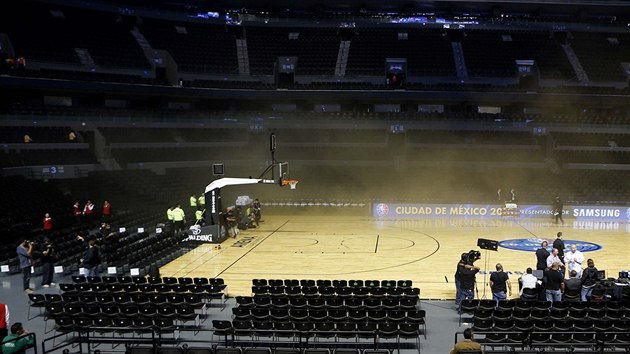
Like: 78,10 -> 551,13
160,214 -> 630,299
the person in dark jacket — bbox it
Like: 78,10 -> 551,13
81,239 -> 101,277
581,259 -> 599,301
535,241 -> 550,270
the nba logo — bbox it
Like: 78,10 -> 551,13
376,203 -> 390,216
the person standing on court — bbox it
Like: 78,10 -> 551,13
189,194 -> 197,214
553,195 -> 564,225
458,261 -> 480,308
195,208 -> 205,226
198,193 -> 205,209
489,263 -> 511,302
553,232 -> 566,264
535,241 -> 550,271
16,240 -> 34,293
544,262 -> 564,302
252,198 -> 262,226
581,259 -> 599,301
565,244 -> 584,278
172,204 -> 186,234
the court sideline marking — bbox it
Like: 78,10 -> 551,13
216,219 -> 291,277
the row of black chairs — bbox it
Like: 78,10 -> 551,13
29,293 -> 207,320
232,307 -> 426,327
461,299 -> 630,312
473,317 -> 630,333
471,305 -> 629,320
129,346 -> 388,354
52,316 -> 181,343
253,280 -> 413,289
251,286 -> 419,298
59,282 -> 226,298
477,330 -> 630,350
46,303 -> 200,325
72,275 -> 226,288
212,320 -> 422,353
237,296 -> 418,311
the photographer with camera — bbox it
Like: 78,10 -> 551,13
457,250 -> 481,311
16,240 -> 34,293
40,238 -> 57,288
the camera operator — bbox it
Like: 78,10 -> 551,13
454,253 -> 466,307
39,238 -> 57,288
457,251 -> 481,310
16,240 -> 34,293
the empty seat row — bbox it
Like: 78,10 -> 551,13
46,303 -> 200,322
473,317 -> 630,332
252,286 -> 419,298
477,330 -> 630,350
232,307 -> 425,325
132,347 -> 389,354
213,320 -> 424,346
253,279 -> 413,288
238,296 -> 418,311
460,299 -> 630,312
72,275 -> 225,287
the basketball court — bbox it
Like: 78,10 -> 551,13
160,213 -> 630,299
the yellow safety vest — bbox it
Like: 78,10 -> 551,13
172,208 -> 185,221
198,195 -> 205,206
189,196 -> 197,207
166,208 -> 174,221
195,210 -> 204,221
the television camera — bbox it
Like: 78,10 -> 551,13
462,250 -> 481,264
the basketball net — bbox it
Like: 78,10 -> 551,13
282,179 -> 299,190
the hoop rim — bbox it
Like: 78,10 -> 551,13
281,179 -> 299,186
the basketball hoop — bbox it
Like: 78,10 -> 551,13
281,179 -> 299,190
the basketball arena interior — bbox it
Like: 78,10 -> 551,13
1,0 -> 630,353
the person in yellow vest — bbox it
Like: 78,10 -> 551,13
189,194 -> 197,214
166,206 -> 174,224
172,204 -> 185,234
195,208 -> 205,226
198,193 -> 205,208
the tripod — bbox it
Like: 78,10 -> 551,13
480,248 -> 491,299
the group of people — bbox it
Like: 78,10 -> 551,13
22,130 -> 77,144
16,228 -> 107,293
16,237 -> 58,293
71,200 -> 112,226
456,231 -> 601,307
525,231 -> 599,302
496,188 -> 517,202
1,54 -> 26,75
38,200 -> 112,239
167,194 -> 263,236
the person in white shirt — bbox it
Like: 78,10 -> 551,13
546,248 -> 562,269
564,244 -> 585,278
519,267 -> 541,296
